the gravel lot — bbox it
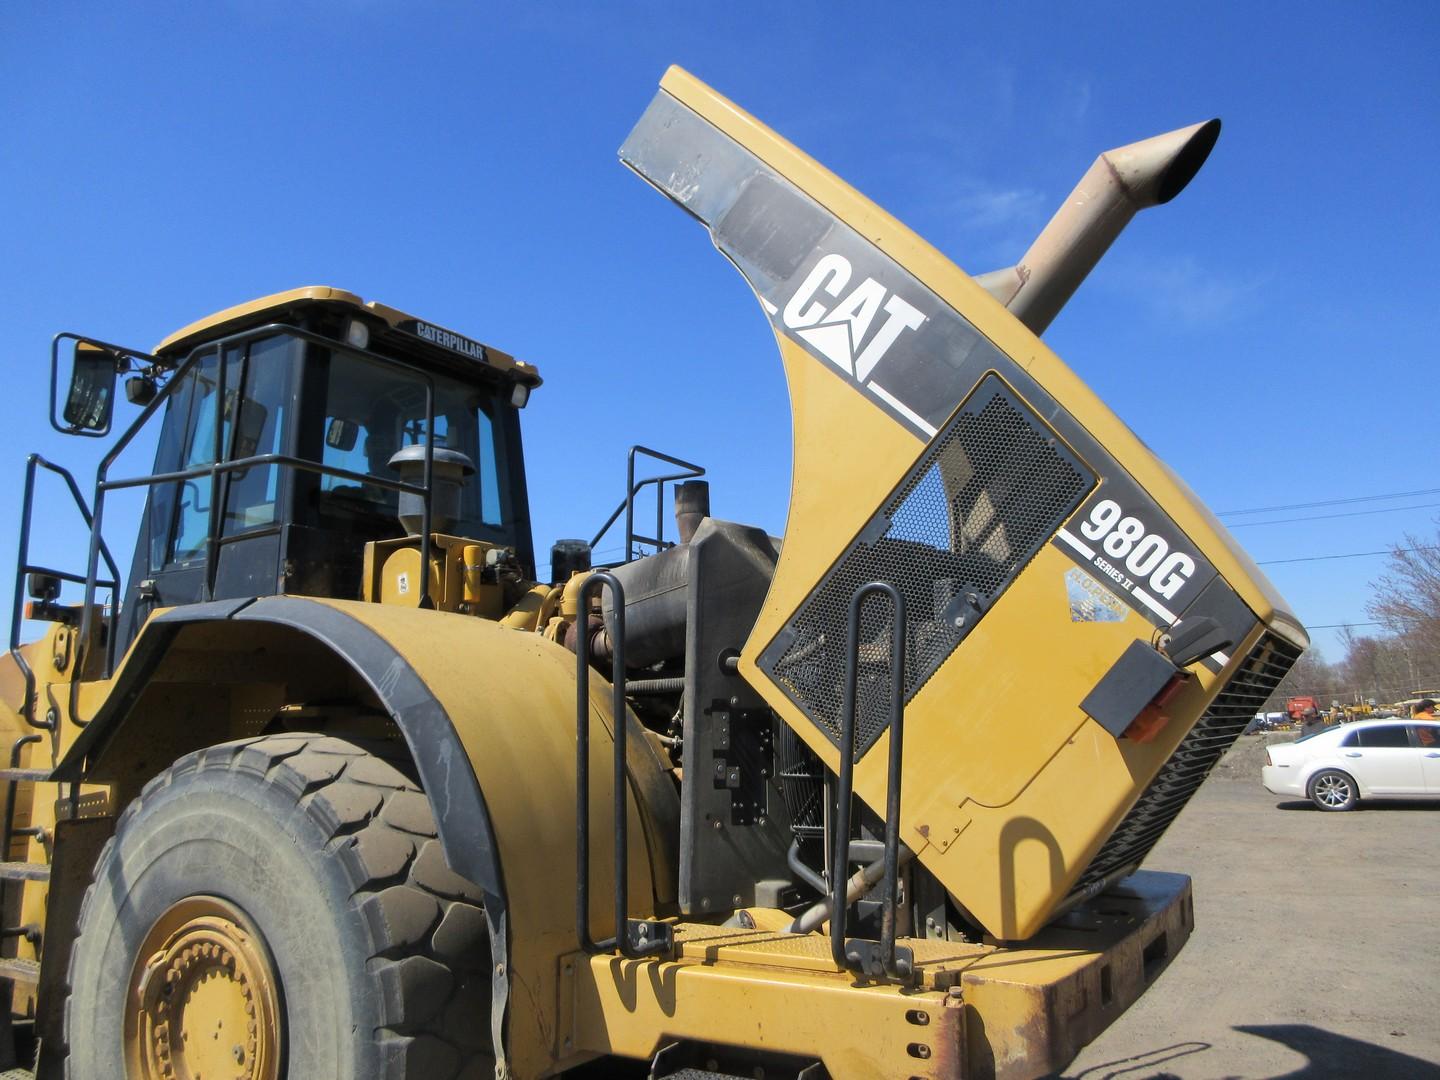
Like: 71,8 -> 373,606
1062,734 -> 1440,1079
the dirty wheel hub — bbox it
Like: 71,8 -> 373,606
126,896 -> 281,1080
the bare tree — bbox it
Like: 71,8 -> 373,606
1265,644 -> 1337,711
1335,627 -> 1416,704
1367,525 -> 1440,691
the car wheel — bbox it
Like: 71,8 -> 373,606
1308,768 -> 1358,811
64,734 -> 494,1079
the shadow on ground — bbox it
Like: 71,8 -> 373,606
1274,799 -> 1440,812
1063,1041 -> 1207,1078
1234,1024 -> 1440,1078
1062,1025 -> 1440,1079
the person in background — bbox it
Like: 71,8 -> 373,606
1413,698 -> 1437,746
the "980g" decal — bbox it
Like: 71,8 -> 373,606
1077,499 -> 1196,601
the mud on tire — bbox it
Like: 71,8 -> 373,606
63,734 -> 495,1079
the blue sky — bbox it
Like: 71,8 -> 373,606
3,3 -> 1437,668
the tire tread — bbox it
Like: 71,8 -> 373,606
62,733 -> 493,1079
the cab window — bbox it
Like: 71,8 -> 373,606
318,350 -> 506,534
169,350 -> 226,564
147,351 -> 203,571
162,337 -> 296,566
220,336 -> 292,537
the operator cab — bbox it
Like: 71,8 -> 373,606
106,287 -> 540,653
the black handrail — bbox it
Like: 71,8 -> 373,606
9,455 -> 121,730
589,446 -> 703,563
575,572 -> 671,959
0,733 -> 44,863
830,580 -> 910,980
70,322 -> 440,716
0,731 -> 46,967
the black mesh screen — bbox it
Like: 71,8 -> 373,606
760,376 -> 1093,757
774,721 -> 825,842
1070,632 -> 1301,896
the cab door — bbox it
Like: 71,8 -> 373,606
1345,724 -> 1426,795
141,335 -> 296,609
134,347 -> 219,616
1411,723 -> 1440,793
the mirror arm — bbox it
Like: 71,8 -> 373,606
49,332 -> 163,439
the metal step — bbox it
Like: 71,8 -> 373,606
0,770 -> 50,784
0,957 -> 39,984
0,865 -> 48,883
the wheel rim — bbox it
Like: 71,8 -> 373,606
125,895 -> 282,1080
1315,775 -> 1350,806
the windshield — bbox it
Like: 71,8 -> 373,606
317,348 -> 505,534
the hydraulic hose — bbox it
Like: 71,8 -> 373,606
785,845 -> 915,935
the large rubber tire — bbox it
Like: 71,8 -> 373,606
63,734 -> 495,1079
1308,768 -> 1359,812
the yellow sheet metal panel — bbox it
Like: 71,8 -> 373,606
623,68 -> 1305,942
650,65 -> 1298,636
564,950 -> 964,1077
955,872 -> 1192,1078
670,917 -> 990,976
750,336 -> 925,653
299,599 -> 675,1078
562,870 -> 1188,1078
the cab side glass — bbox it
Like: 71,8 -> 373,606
62,342 -> 119,432
1358,725 -> 1409,749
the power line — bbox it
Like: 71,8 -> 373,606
1257,548 -> 1422,566
1304,615 -> 1434,628
1217,487 -> 1440,517
1227,502 -> 1440,528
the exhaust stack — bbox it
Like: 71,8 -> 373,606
974,119 -> 1221,335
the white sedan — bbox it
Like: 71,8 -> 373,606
1261,718 -> 1440,810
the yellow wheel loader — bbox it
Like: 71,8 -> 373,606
0,68 -> 1305,1079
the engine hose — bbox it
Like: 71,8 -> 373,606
786,838 -> 828,896
626,677 -> 685,695
785,845 -> 916,935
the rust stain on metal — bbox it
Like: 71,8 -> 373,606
930,993 -> 967,1079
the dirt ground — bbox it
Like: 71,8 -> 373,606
1062,733 -> 1440,1080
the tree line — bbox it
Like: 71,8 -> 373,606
1264,524 -> 1439,711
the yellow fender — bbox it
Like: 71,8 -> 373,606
58,595 -> 678,1078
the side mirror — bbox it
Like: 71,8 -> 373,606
125,374 -> 159,406
326,418 -> 359,452
61,342 -> 120,433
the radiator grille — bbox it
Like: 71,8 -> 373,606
760,376 -> 1093,758
1071,632 -> 1302,896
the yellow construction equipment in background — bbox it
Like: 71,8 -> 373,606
0,67 -> 1304,1079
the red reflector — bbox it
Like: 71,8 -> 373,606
1124,705 -> 1169,743
1123,673 -> 1188,743
1152,673 -> 1187,709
